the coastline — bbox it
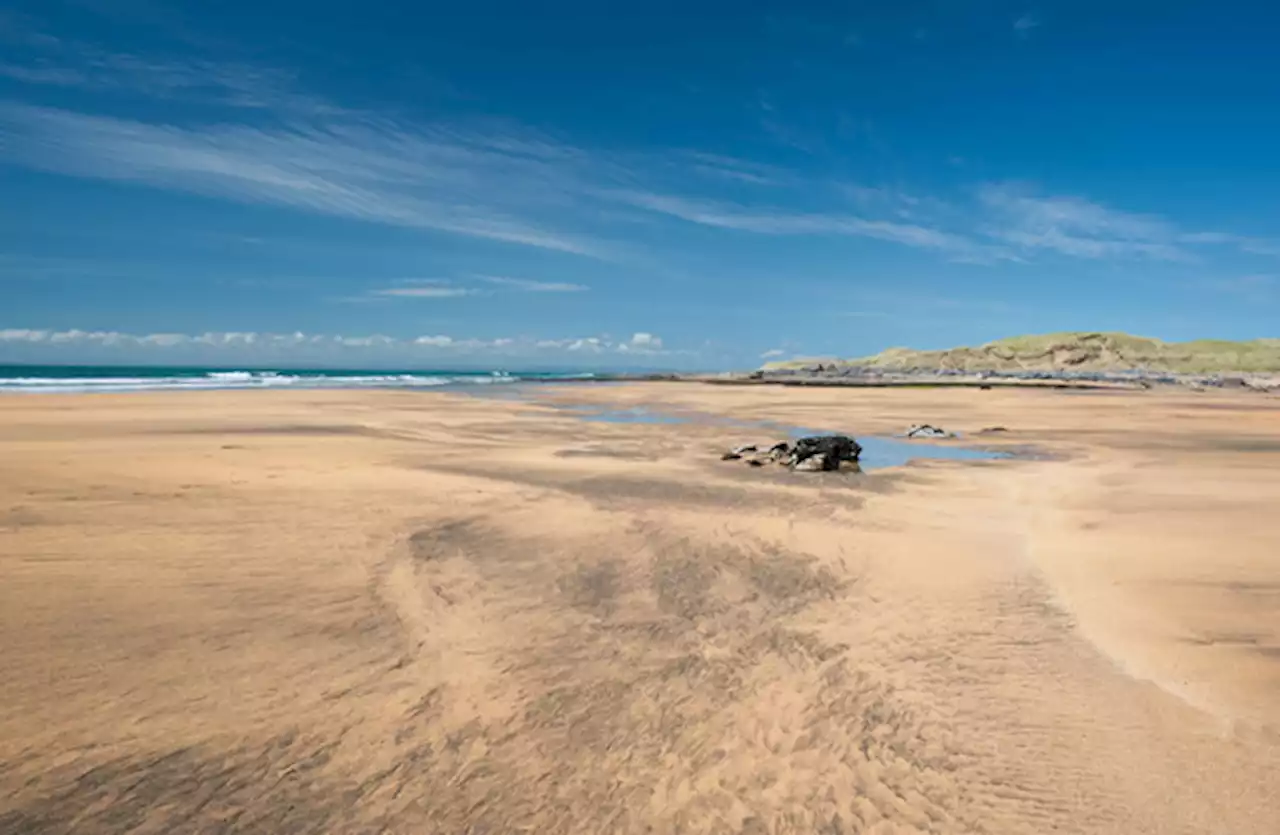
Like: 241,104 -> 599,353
6,359 -> 1279,396
2,383 -> 1277,833
668,368 -> 1280,393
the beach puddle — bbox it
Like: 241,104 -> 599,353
543,403 -> 1010,471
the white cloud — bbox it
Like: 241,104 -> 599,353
0,328 -> 49,341
336,335 -> 396,347
374,286 -> 475,299
760,348 -> 786,358
618,332 -> 666,354
45,329 -> 128,344
194,331 -> 264,345
138,333 -> 189,346
358,276 -> 586,300
0,328 -> 675,357
475,275 -> 588,292
630,332 -> 661,348
1014,15 -> 1040,36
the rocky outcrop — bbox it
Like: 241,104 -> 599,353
791,435 -> 862,469
720,435 -> 862,473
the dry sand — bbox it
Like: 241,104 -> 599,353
0,383 -> 1277,834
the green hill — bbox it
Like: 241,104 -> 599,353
764,332 -> 1280,374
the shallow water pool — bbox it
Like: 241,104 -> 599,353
556,404 -> 1009,470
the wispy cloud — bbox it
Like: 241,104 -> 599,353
834,311 -> 895,319
0,253 -> 147,280
760,348 -> 786,358
1014,14 -> 1040,38
2,25 -> 1276,276
0,17 -> 338,115
373,285 -> 476,299
676,151 -> 791,186
1180,232 -> 1280,257
0,103 -> 610,257
0,63 -> 87,85
979,183 -> 1192,260
613,182 -> 1261,266
613,190 -> 1015,262
475,276 -> 588,293
353,276 -> 587,301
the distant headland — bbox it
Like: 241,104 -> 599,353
682,333 -> 1280,392
765,332 -> 1280,375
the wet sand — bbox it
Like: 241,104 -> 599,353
0,384 -> 1277,834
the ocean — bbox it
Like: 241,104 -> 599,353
0,365 -> 599,394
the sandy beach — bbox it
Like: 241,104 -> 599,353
1,383 -> 1278,834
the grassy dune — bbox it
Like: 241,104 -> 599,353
765,332 -> 1280,374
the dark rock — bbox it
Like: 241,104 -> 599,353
747,459 -> 766,468
720,452 -> 742,461
790,435 -> 862,471
977,426 -> 1008,434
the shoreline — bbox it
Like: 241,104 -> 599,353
667,369 -> 1280,393
6,360 -> 1280,396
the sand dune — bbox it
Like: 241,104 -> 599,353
1,385 -> 1277,833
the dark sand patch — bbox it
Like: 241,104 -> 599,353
553,446 -> 659,461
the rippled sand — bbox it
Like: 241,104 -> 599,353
1,384 -> 1277,834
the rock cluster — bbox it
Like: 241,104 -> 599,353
904,424 -> 953,439
721,435 -> 862,472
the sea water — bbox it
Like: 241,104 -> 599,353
0,364 -> 595,394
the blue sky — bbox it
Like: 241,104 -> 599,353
2,0 -> 1279,369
